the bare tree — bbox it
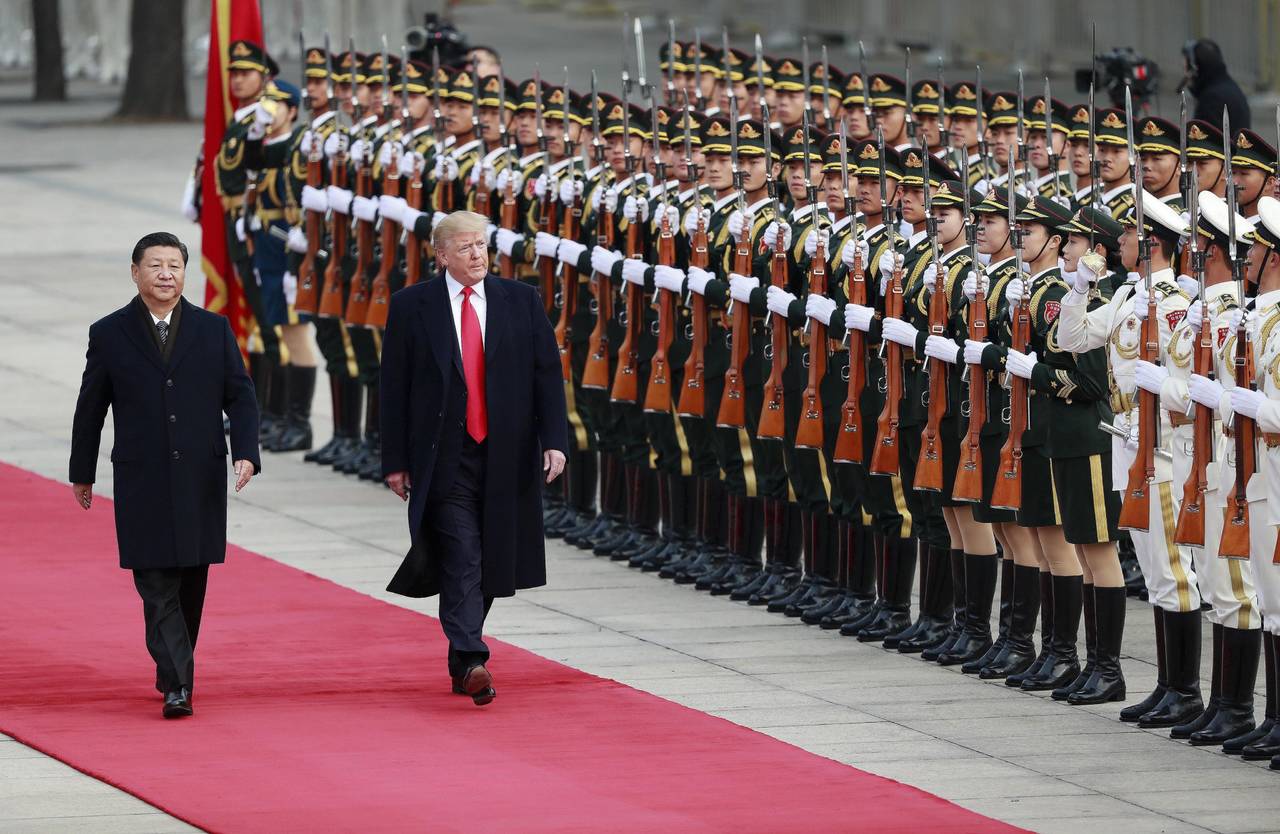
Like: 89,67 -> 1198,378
117,0 -> 188,119
32,0 -> 67,101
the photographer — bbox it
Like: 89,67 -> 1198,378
1183,39 -> 1250,131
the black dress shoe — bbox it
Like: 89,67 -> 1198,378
459,665 -> 496,706
163,687 -> 193,719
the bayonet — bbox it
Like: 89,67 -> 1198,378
838,119 -> 854,220
430,45 -> 445,138
1044,76 -> 1061,204
533,64 -> 547,157
471,58 -> 483,140
905,47 -> 916,144
498,56 -> 511,168
858,40 -> 873,123
721,27 -> 734,114
693,29 -> 703,111
1016,69 -> 1030,195
754,34 -> 766,119
1225,106 -> 1243,304
398,44 -> 410,143
298,31 -> 310,111
763,99 -> 776,215
635,17 -> 649,100
802,37 -> 813,125
681,88 -> 695,182
1088,22 -> 1100,214
1125,84 -> 1150,293
348,37 -> 361,127
563,66 -> 573,166
379,35 -> 390,119
1180,90 -> 1204,300
801,106 -> 818,221
323,33 -> 335,104
666,19 -> 677,105
821,45 -> 833,129
590,70 -> 604,169
976,65 -> 990,185
729,91 -> 744,214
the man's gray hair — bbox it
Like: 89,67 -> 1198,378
431,210 -> 489,251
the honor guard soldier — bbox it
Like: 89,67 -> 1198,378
1229,129 -> 1277,219
1093,108 -> 1137,220
1066,103 -> 1098,209
1186,119 -> 1228,198
1025,95 -> 1072,202
1135,117 -> 1185,209
944,80 -> 995,188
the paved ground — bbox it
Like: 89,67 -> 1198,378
2,7 -> 1279,832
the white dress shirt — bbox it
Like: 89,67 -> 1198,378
444,271 -> 487,351
148,307 -> 174,327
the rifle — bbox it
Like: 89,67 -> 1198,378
820,45 -> 834,130
1117,84 -> 1157,530
364,44 -> 414,329
915,120 -> 949,492
976,65 -> 994,188
1044,76 -> 1065,204
1219,105 -> 1254,560
665,19 -> 678,107
400,44 -> 426,292
833,117 -> 867,463
644,77 -> 677,413
953,74 -> 987,503
610,17 -> 645,405
533,66 -> 558,316
693,29 -> 704,111
317,37 -> 351,319
1088,23 -> 1101,214
677,90 -> 711,418
869,76 -> 906,476
294,31 -> 326,316
795,120 -> 833,450
345,36 -> 375,326
991,184 -> 1031,510
471,61 -> 489,218
716,86 -> 752,429
498,58 -> 518,279
1174,88 -> 1211,545
1015,70 -> 1032,200
431,46 -> 453,212
582,70 -> 615,391
758,101 -> 788,440
556,68 -> 583,382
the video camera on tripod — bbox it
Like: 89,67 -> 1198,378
1075,47 -> 1160,109
406,13 -> 469,65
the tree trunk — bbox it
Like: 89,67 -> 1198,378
32,0 -> 67,102
116,0 -> 188,120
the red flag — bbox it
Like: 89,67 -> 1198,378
199,0 -> 263,354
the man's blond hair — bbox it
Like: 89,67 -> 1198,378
431,210 -> 489,251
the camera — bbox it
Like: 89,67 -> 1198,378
1074,47 -> 1160,109
406,13 -> 469,66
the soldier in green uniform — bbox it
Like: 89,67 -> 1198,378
1093,108 -> 1136,220
1066,103 -> 1098,210
910,78 -> 946,155
943,80 -> 995,188
1025,95 -> 1073,202
1136,116 -> 1185,210
869,73 -> 911,150
1229,128 -> 1277,220
1186,119 -> 1227,198
983,91 -> 1022,194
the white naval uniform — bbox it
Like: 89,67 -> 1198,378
1243,288 -> 1280,635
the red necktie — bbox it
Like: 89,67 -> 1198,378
460,286 -> 487,443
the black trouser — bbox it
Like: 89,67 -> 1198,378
426,435 -> 495,677
132,565 -> 209,693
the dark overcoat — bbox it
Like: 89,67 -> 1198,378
69,296 -> 260,569
380,274 -> 568,598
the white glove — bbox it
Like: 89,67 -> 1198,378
878,251 -> 903,295
621,258 -> 649,286
299,129 -> 317,156
591,245 -> 624,277
180,176 -> 199,222
486,222 -> 497,242
1132,280 -> 1150,319
378,195 -> 406,225
1006,348 -> 1038,380
495,228 -> 525,256
325,185 -> 353,215
623,194 -> 650,224
468,161 -> 483,185
805,228 -> 830,259
923,262 -> 944,295
1184,300 -> 1203,331
559,177 -> 583,205
1228,308 -> 1246,332
766,285 -> 797,317
557,239 -> 587,266
1188,373 -> 1225,411
806,293 -> 837,325
684,207 -> 711,237
349,138 -> 369,163
282,271 -> 298,306
323,131 -> 348,160
654,203 -> 681,232
405,151 -> 427,178
845,303 -> 875,332
533,174 -> 552,201
1125,271 -> 1141,285
601,185 -> 620,215
431,211 -> 449,232
234,216 -> 247,242
924,334 -> 960,364
881,317 -> 920,347
727,210 -> 750,242
376,140 -> 399,170
401,208 -> 425,234
534,231 -> 562,259
654,265 -> 685,293
351,195 -> 378,223
247,100 -> 274,140
1231,386 -> 1268,420
762,221 -> 792,250
841,237 -> 870,269
1125,420 -> 1140,451
496,168 -> 524,195
300,185 -> 327,214
1075,251 -> 1106,290
728,273 -> 759,303
286,226 -> 308,254
686,265 -> 713,296
1005,277 -> 1026,307
963,271 -> 989,302
963,339 -> 988,365
1133,359 -> 1169,395
433,154 -> 459,181
1176,274 -> 1199,299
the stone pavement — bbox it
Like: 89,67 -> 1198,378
1,27 -> 1279,834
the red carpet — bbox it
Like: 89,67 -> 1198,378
0,462 -> 1025,833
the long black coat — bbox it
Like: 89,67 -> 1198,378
380,274 -> 568,599
69,297 -> 260,570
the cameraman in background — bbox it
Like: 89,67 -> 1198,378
1183,38 -> 1250,131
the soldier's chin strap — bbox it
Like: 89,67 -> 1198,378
1026,231 -> 1058,268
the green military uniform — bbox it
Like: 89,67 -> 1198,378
1025,95 -> 1074,204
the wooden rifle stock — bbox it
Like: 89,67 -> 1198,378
294,153 -> 325,315
677,215 -> 710,417
582,208 -> 615,390
951,274 -> 987,502
539,192 -> 559,316
343,159 -> 375,326
499,175 -> 518,278
991,292 -> 1031,510
833,241 -> 868,463
1118,291 -> 1160,530
361,165 -> 401,329
555,191 -> 582,382
869,258 -> 905,475
643,212 -> 677,412
1174,314 -> 1215,545
914,262 -> 950,491
795,234 -> 829,449
317,160 -> 350,319
401,169 -> 425,289
1219,332 -> 1256,559
757,229 -> 790,439
611,221 -> 644,403
716,231 -> 754,428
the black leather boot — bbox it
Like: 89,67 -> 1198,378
1053,582 -> 1096,700
355,381 -> 381,480
718,495 -> 765,596
826,524 -> 877,629
897,545 -> 954,653
857,538 -> 915,642
840,531 -> 885,636
676,477 -> 721,583
305,373 -> 345,463
616,468 -> 661,561
1172,623 -> 1223,739
1189,626 -> 1260,746
257,354 -> 285,448
1122,608 -> 1168,721
1068,586 -> 1127,704
1138,609 -> 1204,728
780,510 -> 833,615
336,383 -> 376,474
637,472 -> 677,570
695,479 -> 735,589
741,498 -> 786,602
596,464 -> 641,557
922,549 -> 966,661
1241,633 -> 1280,760
938,553 -> 997,666
756,502 -> 803,606
1008,571 -> 1053,687
323,378 -> 362,467
964,558 -> 1014,673
981,563 -> 1041,679
805,517 -> 849,623
885,541 -> 929,650
1021,574 -> 1083,691
271,365 -> 316,452
570,455 -> 618,548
